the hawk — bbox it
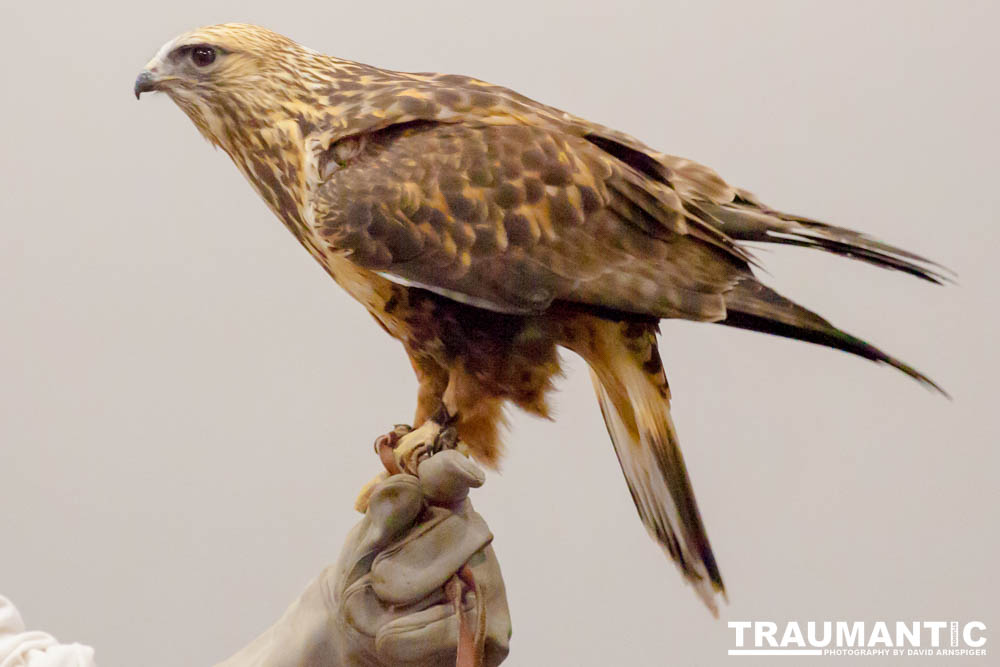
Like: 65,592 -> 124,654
135,24 -> 945,613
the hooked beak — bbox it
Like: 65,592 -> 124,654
134,70 -> 157,99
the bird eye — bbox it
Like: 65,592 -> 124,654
191,46 -> 216,67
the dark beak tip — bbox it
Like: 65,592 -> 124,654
134,70 -> 155,100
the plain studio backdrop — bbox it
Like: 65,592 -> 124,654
1,1 -> 996,665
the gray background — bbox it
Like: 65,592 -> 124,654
2,1 -> 996,664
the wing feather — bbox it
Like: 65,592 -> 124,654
311,120 -> 747,321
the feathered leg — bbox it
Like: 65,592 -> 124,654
391,364 -> 505,472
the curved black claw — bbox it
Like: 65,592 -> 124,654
429,425 -> 460,456
431,404 -> 458,427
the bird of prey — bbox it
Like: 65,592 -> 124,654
135,24 -> 946,613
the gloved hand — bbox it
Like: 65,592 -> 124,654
216,450 -> 511,667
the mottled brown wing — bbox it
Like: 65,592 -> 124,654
307,68 -> 943,286
311,121 -> 750,320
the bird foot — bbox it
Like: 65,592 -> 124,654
392,419 -> 461,476
354,419 -> 463,513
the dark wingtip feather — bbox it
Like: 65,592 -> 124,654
722,309 -> 949,397
765,225 -> 955,286
721,280 -> 948,397
702,201 -> 955,285
829,327 -> 950,398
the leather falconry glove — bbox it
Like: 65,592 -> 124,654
216,450 -> 510,667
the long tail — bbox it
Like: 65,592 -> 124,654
575,317 -> 725,614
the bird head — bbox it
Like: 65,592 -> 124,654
134,24 -> 323,148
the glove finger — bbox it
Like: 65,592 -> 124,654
339,574 -> 393,639
374,598 -> 461,666
417,450 -> 485,506
371,506 -> 492,604
359,474 -> 424,548
375,590 -> 507,667
343,475 -> 424,587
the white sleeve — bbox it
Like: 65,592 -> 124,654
0,596 -> 96,667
